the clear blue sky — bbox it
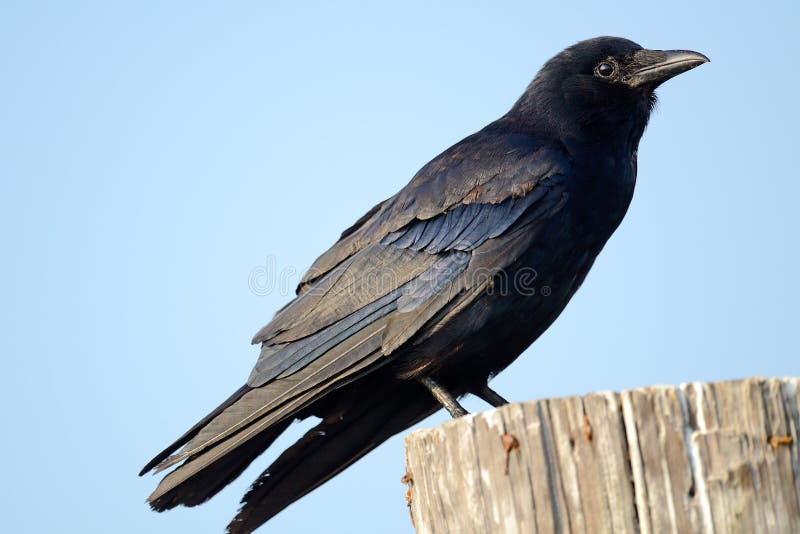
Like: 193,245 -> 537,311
2,1 -> 798,533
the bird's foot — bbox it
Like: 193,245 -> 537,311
473,382 -> 510,408
418,376 -> 468,418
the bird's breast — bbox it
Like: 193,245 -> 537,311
566,152 -> 637,246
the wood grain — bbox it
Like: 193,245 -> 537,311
404,377 -> 800,533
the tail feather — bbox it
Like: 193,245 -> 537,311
140,384 -> 251,476
149,418 -> 292,511
226,380 -> 438,534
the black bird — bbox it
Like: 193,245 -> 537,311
141,36 -> 708,533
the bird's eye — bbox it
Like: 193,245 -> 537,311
596,62 -> 615,78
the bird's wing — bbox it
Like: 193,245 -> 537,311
246,132 -> 569,384
295,132 -> 568,293
144,132 -> 570,506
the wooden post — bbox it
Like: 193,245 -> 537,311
403,377 -> 800,533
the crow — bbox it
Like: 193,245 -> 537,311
141,36 -> 708,533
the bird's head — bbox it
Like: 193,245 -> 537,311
509,36 -> 708,148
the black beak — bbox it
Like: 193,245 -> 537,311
624,49 -> 709,88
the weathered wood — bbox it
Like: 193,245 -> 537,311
404,377 -> 800,533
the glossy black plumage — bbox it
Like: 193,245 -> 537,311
141,36 -> 708,533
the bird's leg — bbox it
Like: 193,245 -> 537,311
473,382 -> 510,408
418,376 -> 468,418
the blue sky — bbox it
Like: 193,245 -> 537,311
1,1 -> 798,533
